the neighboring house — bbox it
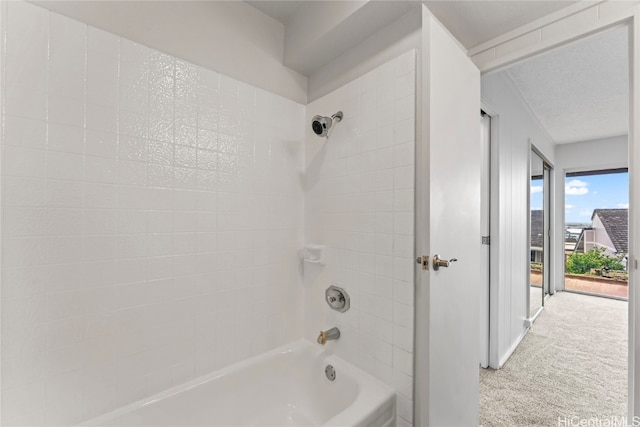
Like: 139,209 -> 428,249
530,210 -> 543,263
574,208 -> 628,262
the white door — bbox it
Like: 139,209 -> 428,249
415,8 -> 482,426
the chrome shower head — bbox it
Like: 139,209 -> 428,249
311,111 -> 343,138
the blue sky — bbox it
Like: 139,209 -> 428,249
531,172 -> 628,223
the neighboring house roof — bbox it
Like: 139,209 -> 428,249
592,208 -> 628,253
530,210 -> 543,249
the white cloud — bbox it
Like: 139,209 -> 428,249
565,179 -> 589,196
580,209 -> 592,217
530,185 -> 543,194
617,203 -> 629,208
565,204 -> 574,209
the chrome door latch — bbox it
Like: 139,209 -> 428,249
416,255 -> 429,270
432,254 -> 457,271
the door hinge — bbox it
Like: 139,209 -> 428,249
482,236 -> 490,245
416,255 -> 429,270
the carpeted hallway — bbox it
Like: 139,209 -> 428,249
480,292 -> 628,426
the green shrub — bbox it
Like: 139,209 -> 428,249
566,248 -> 626,274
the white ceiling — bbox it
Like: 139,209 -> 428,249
424,1 -> 580,49
245,1 -> 307,25
505,26 -> 629,144
245,1 -> 629,144
245,1 -> 583,50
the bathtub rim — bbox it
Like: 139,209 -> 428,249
79,338 -> 396,427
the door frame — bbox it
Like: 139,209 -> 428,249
479,104 -> 500,369
479,110 -> 491,369
467,3 -> 640,419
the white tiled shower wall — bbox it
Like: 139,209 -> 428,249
1,2 -> 417,426
0,2 -> 304,425
304,51 -> 416,427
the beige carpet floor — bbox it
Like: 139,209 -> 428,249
480,292 -> 628,426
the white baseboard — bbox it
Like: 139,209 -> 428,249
498,327 -> 529,368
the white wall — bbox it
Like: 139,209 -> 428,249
304,51 -> 416,427
29,0 -> 308,104
481,71 -> 555,367
0,2 -> 304,424
553,135 -> 628,290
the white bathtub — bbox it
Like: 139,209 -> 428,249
81,340 -> 396,427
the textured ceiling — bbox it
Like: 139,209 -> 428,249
506,26 -> 629,144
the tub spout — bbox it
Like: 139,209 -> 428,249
317,327 -> 340,345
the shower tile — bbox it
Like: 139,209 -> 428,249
173,190 -> 198,211
88,26 -> 119,58
2,146 -> 47,178
116,234 -> 148,259
119,111 -> 149,139
47,208 -> 84,236
173,167 -> 197,190
149,140 -> 174,166
118,160 -> 148,186
84,183 -> 117,209
197,106 -> 218,131
175,124 -> 197,147
174,145 -> 197,168
48,94 -> 84,128
120,39 -> 149,64
87,104 -> 118,134
393,165 -> 413,189
49,12 -> 85,50
47,152 -> 84,181
148,164 -> 174,188
84,129 -> 118,157
48,123 -> 85,155
46,180 -> 84,209
3,116 -> 47,149
5,86 -> 47,121
49,44 -> 85,100
2,5 -> 306,424
85,156 -> 117,184
83,236 -> 117,261
119,136 -> 148,162
84,210 -> 118,235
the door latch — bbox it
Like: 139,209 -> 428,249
416,255 -> 429,270
432,254 -> 458,271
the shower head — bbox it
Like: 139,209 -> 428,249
311,111 -> 343,138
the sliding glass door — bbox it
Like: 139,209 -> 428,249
530,148 -> 551,317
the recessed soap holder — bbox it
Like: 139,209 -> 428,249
325,285 -> 350,313
303,244 -> 325,265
